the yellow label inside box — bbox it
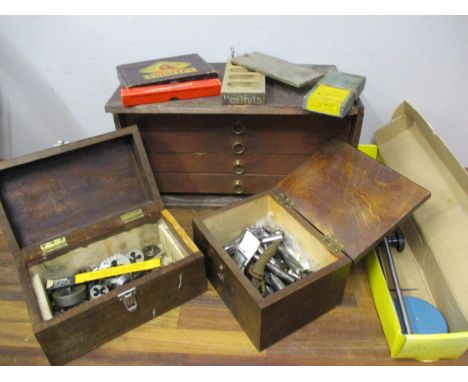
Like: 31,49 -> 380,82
306,84 -> 351,116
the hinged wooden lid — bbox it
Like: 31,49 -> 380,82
273,139 -> 430,263
0,126 -> 164,259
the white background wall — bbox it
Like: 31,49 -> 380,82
1,16 -> 467,164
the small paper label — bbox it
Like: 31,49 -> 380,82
237,231 -> 261,265
305,84 -> 351,116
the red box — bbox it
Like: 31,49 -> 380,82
120,78 -> 221,107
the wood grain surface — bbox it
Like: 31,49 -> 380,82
275,140 -> 431,262
1,207 -> 467,365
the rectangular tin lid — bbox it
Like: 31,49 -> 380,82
273,139 -> 430,262
0,126 -> 163,256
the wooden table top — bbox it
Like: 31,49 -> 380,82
1,207 -> 467,365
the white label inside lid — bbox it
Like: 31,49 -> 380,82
237,231 -> 261,264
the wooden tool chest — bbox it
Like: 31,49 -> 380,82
193,140 -> 430,350
0,127 -> 206,365
105,63 -> 364,195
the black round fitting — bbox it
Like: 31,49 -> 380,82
387,228 -> 405,252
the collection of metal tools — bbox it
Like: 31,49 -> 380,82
47,245 -> 164,314
224,225 -> 310,297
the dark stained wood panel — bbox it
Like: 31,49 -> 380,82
148,152 -> 309,175
0,133 -> 154,248
274,140 -> 431,262
124,113 -> 354,134
141,131 -> 351,155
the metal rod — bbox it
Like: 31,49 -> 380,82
261,232 -> 283,245
382,237 -> 412,334
265,272 -> 285,291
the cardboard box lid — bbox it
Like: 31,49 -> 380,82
273,139 -> 430,262
375,101 -> 468,328
0,126 -> 164,260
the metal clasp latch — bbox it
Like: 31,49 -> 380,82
118,287 -> 138,313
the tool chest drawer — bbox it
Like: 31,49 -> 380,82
155,173 -> 283,194
105,63 -> 364,195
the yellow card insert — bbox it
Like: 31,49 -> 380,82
305,84 -> 351,116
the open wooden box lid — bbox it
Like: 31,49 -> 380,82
273,139 -> 431,262
0,126 -> 164,260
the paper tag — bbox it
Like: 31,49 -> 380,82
237,231 -> 261,264
305,84 -> 351,116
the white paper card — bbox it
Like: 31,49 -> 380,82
237,231 -> 261,264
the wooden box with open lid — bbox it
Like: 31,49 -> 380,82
0,126 -> 207,365
193,139 -> 430,350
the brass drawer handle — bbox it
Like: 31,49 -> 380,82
232,120 -> 246,135
232,141 -> 245,155
233,180 -> 244,194
233,160 -> 245,174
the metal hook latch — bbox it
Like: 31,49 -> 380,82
118,287 -> 138,313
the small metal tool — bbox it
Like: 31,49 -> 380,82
89,284 -> 109,300
248,241 -> 281,296
252,252 -> 296,284
260,231 -> 283,245
265,272 -> 286,291
99,254 -> 132,289
278,245 -> 305,277
142,245 -> 162,259
380,233 -> 412,334
265,284 -> 275,296
379,228 -> 448,335
126,249 -> 145,263
223,232 -> 245,255
51,285 -> 87,308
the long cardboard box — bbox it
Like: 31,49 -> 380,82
363,101 -> 468,361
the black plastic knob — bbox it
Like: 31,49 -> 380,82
387,228 -> 405,252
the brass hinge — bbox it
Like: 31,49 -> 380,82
40,236 -> 68,257
120,208 -> 144,224
276,192 -> 295,209
323,233 -> 345,254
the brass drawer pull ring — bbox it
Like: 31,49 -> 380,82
233,180 -> 244,194
232,120 -> 246,135
232,141 -> 245,155
233,160 -> 245,174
